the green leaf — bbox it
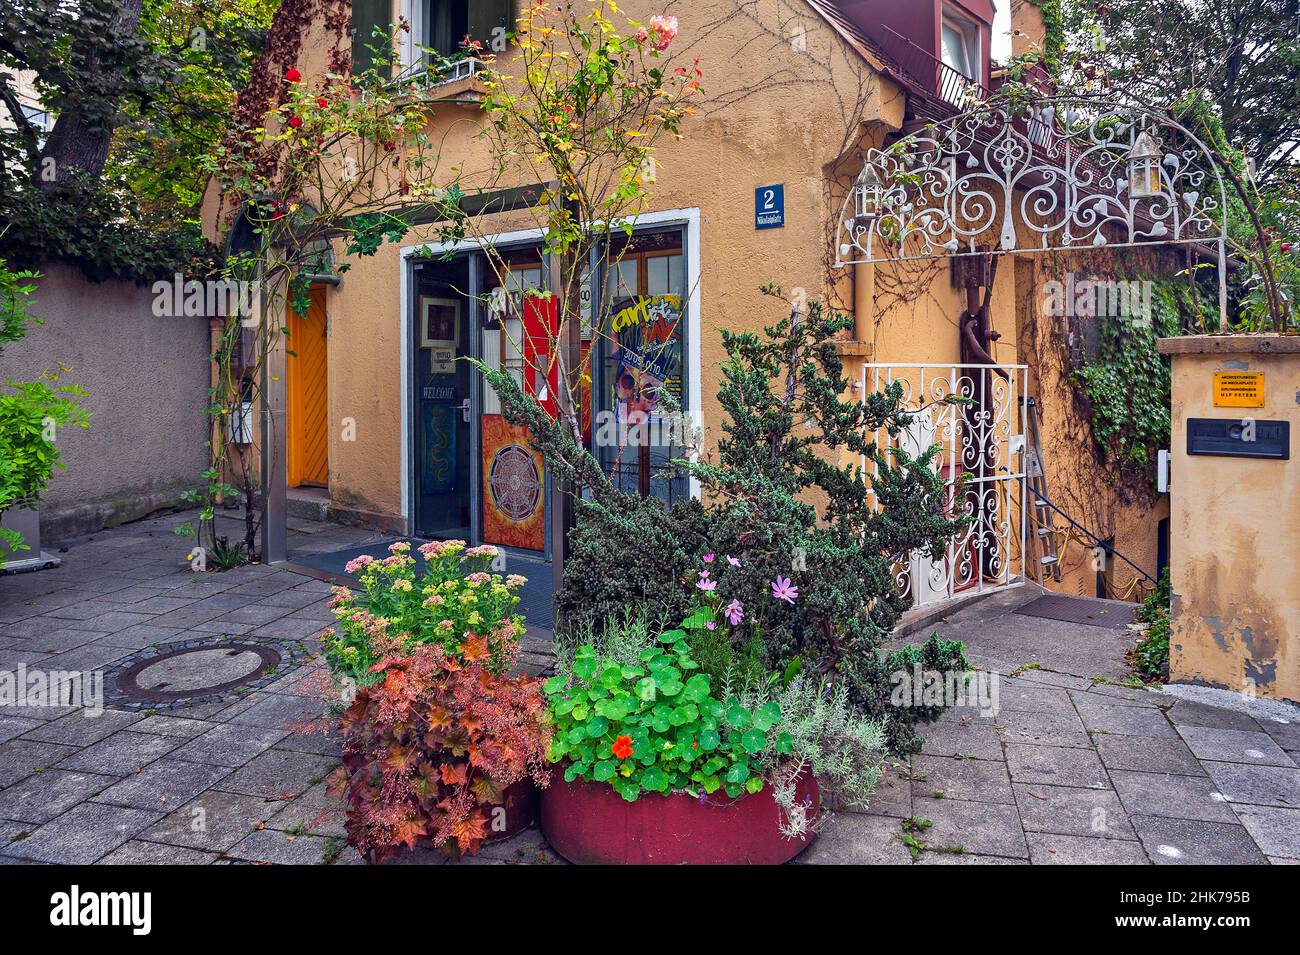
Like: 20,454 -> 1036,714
543,675 -> 567,694
775,732 -> 794,755
751,701 -> 781,731
641,766 -> 669,792
745,776 -> 764,794
593,760 -> 616,782
698,729 -> 720,751
725,702 -> 751,729
724,761 -> 750,784
741,727 -> 767,754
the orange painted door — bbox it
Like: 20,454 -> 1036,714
288,286 -> 329,487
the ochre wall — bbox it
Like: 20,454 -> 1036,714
1161,337 -> 1300,704
237,0 -> 911,522
202,0 -> 1168,604
1016,255 -> 1168,603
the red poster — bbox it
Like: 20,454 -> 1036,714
481,414 -> 545,552
522,295 -> 559,419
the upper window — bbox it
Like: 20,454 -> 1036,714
940,13 -> 978,80
424,0 -> 513,58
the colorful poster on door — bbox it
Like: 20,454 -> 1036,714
609,295 -> 682,426
481,414 -> 545,552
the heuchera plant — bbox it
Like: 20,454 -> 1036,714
323,540 -> 527,688
335,643 -> 551,862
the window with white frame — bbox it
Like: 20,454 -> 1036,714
940,11 -> 979,80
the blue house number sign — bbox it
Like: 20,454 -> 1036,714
755,184 -> 784,229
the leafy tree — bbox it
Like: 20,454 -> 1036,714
1060,0 -> 1300,183
0,0 -> 274,279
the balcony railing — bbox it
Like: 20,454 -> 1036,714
877,26 -> 987,113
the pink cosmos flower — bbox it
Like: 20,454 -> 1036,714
702,553 -> 715,564
649,14 -> 677,51
724,599 -> 744,626
725,555 -> 741,567
770,576 -> 799,604
696,571 -> 717,593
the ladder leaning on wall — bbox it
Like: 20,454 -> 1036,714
1023,397 -> 1062,583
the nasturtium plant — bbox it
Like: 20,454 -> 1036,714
544,629 -> 792,802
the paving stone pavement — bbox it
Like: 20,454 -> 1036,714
2,511 -> 1297,865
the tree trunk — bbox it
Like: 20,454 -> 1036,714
35,0 -> 145,187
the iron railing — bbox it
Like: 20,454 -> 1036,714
878,26 -> 988,112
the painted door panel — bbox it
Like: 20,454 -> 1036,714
288,286 -> 329,487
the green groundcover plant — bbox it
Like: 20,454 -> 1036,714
323,539 -> 527,689
547,558 -> 890,837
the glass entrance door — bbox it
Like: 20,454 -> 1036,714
413,256 -> 472,539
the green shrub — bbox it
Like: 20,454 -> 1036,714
1132,568 -> 1171,679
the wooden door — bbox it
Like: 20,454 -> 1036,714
287,285 -> 329,487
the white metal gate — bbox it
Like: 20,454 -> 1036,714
861,362 -> 1028,608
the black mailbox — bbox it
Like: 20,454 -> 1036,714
1187,418 -> 1290,460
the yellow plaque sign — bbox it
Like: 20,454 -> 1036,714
1213,372 -> 1265,408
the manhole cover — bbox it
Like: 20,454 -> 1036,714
105,636 -> 306,710
1013,594 -> 1135,630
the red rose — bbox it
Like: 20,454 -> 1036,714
611,735 -> 633,760
288,116 -> 302,129
1282,242 -> 1293,253
382,140 -> 396,152
285,67 -> 301,83
315,97 -> 328,108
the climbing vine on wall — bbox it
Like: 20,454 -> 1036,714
1023,0 -> 1065,75
1068,278 -> 1213,488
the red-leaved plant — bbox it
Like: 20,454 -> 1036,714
333,643 -> 551,862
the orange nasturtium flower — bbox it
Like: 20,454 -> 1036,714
612,735 -> 634,760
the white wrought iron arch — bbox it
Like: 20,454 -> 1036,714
834,93 -> 1231,323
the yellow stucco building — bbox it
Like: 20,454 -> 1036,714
204,0 -> 1180,612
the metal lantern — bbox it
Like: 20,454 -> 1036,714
1128,129 -> 1162,198
853,163 -> 883,227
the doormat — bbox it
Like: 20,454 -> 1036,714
1013,594 -> 1135,630
288,538 -> 555,631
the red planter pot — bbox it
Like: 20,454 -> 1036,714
541,771 -> 819,865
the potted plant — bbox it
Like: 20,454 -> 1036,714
0,261 -> 89,571
323,540 -> 550,861
539,558 -> 889,865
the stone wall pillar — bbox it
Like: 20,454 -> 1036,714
1157,335 -> 1300,703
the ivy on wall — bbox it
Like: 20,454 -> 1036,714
1067,277 -> 1213,488
1024,0 -> 1065,75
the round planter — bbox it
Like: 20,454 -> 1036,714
541,771 -> 819,865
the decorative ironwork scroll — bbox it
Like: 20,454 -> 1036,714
835,95 -> 1229,268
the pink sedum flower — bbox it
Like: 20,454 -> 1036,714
343,555 -> 374,574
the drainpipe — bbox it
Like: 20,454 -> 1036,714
261,263 -> 288,564
853,260 -> 875,342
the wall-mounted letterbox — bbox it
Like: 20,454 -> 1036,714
1187,417 -> 1290,460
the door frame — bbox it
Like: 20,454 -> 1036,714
397,207 -> 703,537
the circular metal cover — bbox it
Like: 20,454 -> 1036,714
104,636 -> 306,710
